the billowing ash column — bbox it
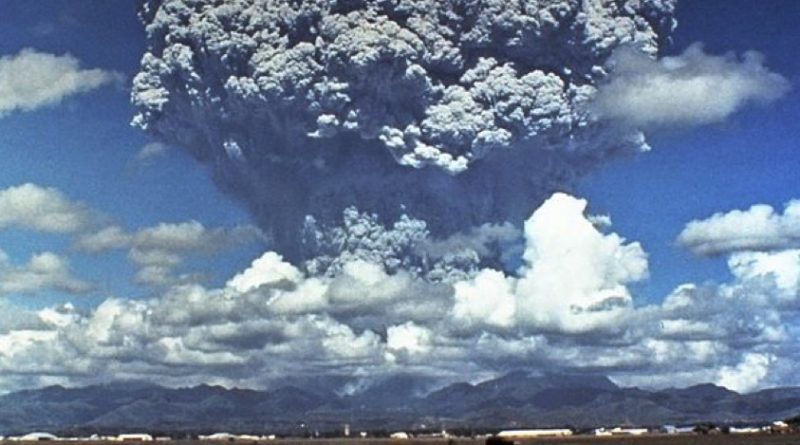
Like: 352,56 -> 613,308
132,0 -> 676,262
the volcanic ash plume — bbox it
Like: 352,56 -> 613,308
132,0 -> 676,261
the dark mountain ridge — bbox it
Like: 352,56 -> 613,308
1,372 -> 798,435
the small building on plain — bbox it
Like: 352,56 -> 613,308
116,434 -> 154,442
496,429 -> 573,438
662,425 -> 697,434
17,433 -> 58,441
729,427 -> 761,434
771,420 -> 791,433
592,428 -> 612,436
199,433 -> 236,441
610,427 -> 648,436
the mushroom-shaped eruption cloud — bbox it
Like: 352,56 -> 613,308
132,0 -> 676,262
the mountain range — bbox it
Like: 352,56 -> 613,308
2,372 -> 800,435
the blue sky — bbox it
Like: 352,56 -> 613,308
0,0 -> 798,392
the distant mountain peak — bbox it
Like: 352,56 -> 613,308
0,375 -> 797,434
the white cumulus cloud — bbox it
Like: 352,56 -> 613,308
76,221 -> 265,287
718,353 -> 774,393
678,200 -> 800,256
0,251 -> 92,296
452,193 -> 648,334
595,43 -> 790,128
0,183 -> 93,233
0,49 -> 120,117
514,193 -> 649,333
728,250 -> 800,298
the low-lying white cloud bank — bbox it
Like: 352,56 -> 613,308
1,192 -> 798,394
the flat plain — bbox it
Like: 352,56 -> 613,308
4,436 -> 800,445
221,437 -> 796,445
285,437 -> 800,445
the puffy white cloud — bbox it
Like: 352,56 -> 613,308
131,222 -> 264,286
0,183 -> 93,233
718,353 -> 774,393
0,329 -> 59,362
319,319 -> 383,361
453,269 -> 516,329
658,280 -> 787,347
452,193 -> 647,334
0,49 -> 120,117
227,251 -> 302,293
73,225 -> 130,253
678,200 -> 800,256
594,44 -> 790,128
387,322 -> 433,355
728,250 -> 800,299
0,251 -> 92,295
514,193 -> 648,333
76,221 -> 265,286
38,303 -> 81,329
132,220 -> 260,253
0,300 -> 43,334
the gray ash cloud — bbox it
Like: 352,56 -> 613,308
131,0 -> 676,261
